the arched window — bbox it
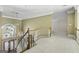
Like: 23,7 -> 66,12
1,24 -> 16,39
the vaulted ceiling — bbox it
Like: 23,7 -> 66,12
0,5 -> 74,20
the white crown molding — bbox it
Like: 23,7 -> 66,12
2,12 -> 53,20
22,12 -> 53,20
2,15 -> 21,20
2,11 -> 53,20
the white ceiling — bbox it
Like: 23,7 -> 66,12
0,5 -> 74,20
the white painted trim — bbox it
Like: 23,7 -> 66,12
2,12 -> 53,20
21,12 -> 53,20
2,15 -> 21,20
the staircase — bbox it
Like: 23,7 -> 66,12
1,28 -> 35,53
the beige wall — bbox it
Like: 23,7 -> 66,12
22,15 -> 52,37
67,10 -> 75,35
0,15 -> 52,49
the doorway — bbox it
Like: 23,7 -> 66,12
52,11 -> 67,37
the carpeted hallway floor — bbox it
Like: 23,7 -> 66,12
24,34 -> 79,53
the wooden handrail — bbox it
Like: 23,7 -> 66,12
20,34 -> 35,53
16,28 -> 29,49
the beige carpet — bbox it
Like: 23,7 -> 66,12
24,35 -> 79,53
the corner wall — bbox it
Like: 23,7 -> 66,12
22,15 -> 52,37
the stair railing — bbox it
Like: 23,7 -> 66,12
2,28 -> 35,53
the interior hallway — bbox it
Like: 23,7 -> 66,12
0,5 -> 78,53
24,11 -> 79,53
